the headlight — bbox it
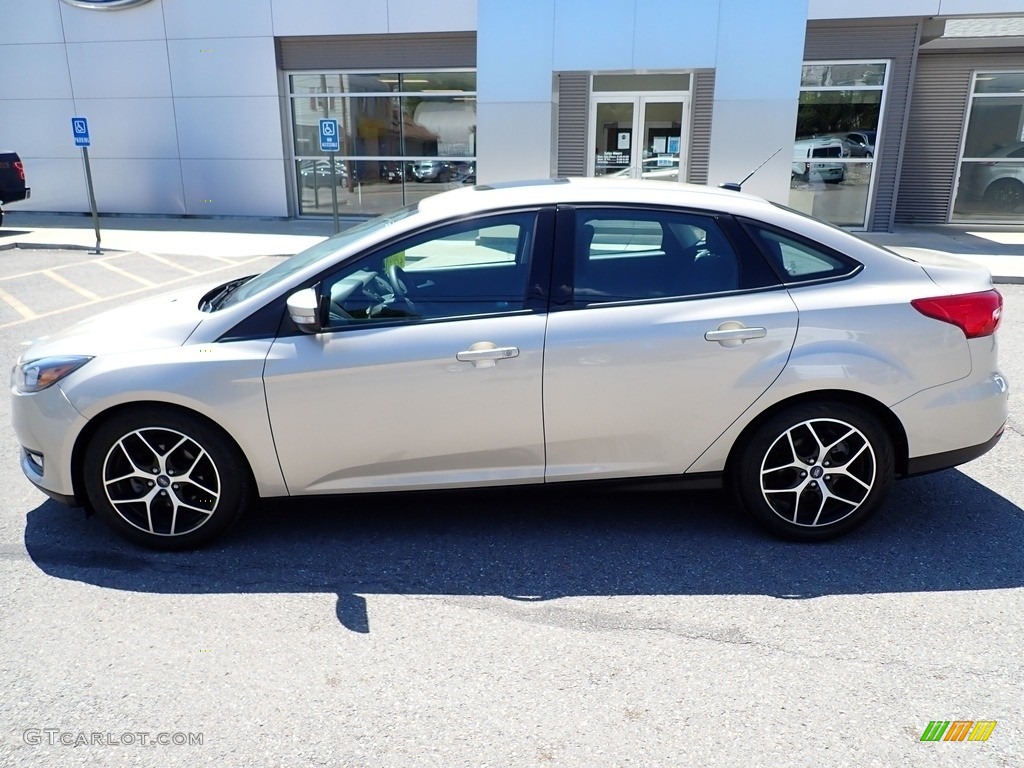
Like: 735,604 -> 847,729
12,356 -> 92,393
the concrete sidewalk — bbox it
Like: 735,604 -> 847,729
2,211 -> 1024,283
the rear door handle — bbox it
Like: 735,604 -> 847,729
704,323 -> 767,347
456,342 -> 520,368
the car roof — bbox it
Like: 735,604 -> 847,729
415,177 -> 774,220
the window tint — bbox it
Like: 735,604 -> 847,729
572,210 -> 743,305
321,212 -> 536,328
745,226 -> 857,282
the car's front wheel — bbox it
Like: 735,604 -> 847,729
732,403 -> 894,541
83,407 -> 252,550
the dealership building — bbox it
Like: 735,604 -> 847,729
3,0 -> 1024,231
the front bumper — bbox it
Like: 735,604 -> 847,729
11,383 -> 89,506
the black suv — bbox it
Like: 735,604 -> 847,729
0,151 -> 30,227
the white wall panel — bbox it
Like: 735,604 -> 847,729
180,158 -> 288,216
1,99 -> 82,159
70,98 -> 179,159
476,101 -> 555,184
58,0 -> 167,42
87,159 -> 186,214
163,0 -> 273,39
270,0 -> 389,37
0,0 -> 64,44
0,44 -> 72,100
167,38 -> 278,98
706,99 -> 797,202
715,0 -> 806,102
633,0 -> 719,69
552,0 -> 633,71
938,0 -> 1024,15
387,0 -> 477,33
11,158 -> 91,213
174,97 -> 285,160
12,158 -> 186,215
66,41 -> 172,99
478,0 -> 554,103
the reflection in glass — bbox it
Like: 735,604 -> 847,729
953,72 -> 1024,221
594,102 -> 634,175
800,63 -> 886,88
289,70 -> 477,216
788,161 -> 872,228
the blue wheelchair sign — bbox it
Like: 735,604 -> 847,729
72,116 -> 91,147
319,119 -> 340,152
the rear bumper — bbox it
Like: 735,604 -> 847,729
904,424 -> 1005,476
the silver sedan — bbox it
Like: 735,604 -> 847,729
11,179 -> 1008,549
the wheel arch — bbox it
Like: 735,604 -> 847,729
724,389 -> 910,482
70,400 -> 259,509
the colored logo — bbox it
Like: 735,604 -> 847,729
920,720 -> 997,742
59,0 -> 155,10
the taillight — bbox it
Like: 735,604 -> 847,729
14,161 -> 24,181
911,289 -> 1002,338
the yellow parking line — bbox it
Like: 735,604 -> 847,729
42,269 -> 102,301
0,284 -> 39,320
95,259 -> 157,287
0,257 -> 266,331
142,252 -> 201,274
0,252 -> 127,284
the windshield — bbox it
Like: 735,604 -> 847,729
216,204 -> 419,309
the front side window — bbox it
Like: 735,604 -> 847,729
953,71 -> 1024,222
322,212 -> 536,329
572,210 -> 761,305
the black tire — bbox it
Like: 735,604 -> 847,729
83,407 -> 252,550
984,178 -> 1024,212
731,403 -> 894,542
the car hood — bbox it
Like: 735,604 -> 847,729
18,285 -> 209,362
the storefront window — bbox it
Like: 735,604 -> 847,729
789,62 -> 887,229
289,71 -> 476,217
953,71 -> 1024,222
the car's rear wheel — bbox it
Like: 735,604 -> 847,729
733,403 -> 894,541
984,178 -> 1024,212
83,407 -> 252,550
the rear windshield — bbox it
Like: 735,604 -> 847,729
811,146 -> 843,159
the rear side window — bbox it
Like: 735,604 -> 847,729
573,211 -> 742,304
743,225 -> 860,283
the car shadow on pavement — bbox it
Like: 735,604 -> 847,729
23,468 -> 1024,633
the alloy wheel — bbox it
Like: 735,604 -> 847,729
759,417 -> 876,528
101,426 -> 222,537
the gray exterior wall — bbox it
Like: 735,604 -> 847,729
896,49 -> 1024,225
276,32 -> 476,70
803,18 -> 923,231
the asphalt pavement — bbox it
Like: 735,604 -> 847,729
3,210 -> 1024,283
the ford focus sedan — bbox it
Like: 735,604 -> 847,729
11,178 -> 1008,549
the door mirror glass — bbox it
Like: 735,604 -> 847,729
287,287 -> 323,334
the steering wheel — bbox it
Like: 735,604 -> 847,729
386,263 -> 417,312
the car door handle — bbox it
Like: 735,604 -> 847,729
456,343 -> 520,368
704,323 -> 767,347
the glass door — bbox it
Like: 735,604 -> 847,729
590,95 -> 688,182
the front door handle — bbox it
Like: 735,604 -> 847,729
704,322 -> 767,347
456,342 -> 520,368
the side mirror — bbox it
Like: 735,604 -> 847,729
286,287 -> 322,334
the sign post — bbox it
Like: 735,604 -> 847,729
72,116 -> 101,253
319,118 -> 341,234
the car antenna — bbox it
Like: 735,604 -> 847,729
718,147 -> 783,192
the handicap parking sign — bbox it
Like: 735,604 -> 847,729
72,116 -> 91,147
319,119 -> 340,152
